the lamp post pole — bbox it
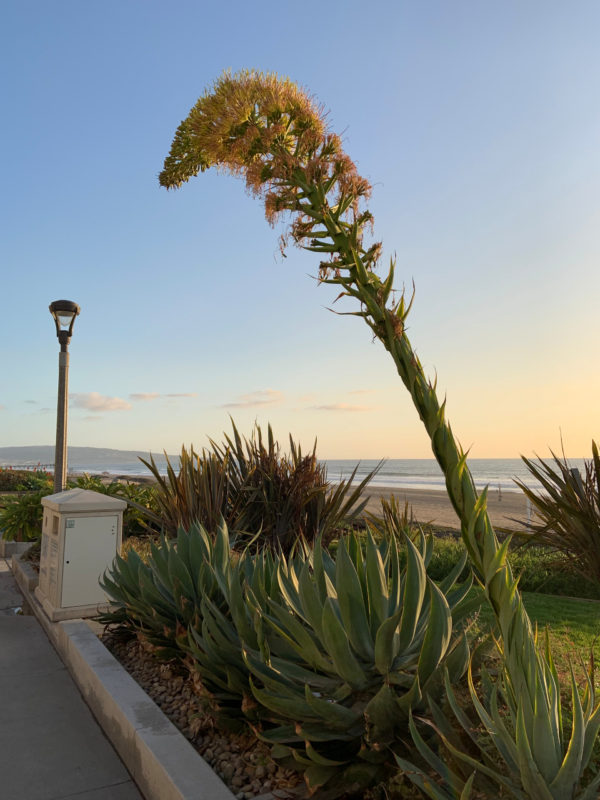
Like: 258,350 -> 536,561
49,300 -> 80,493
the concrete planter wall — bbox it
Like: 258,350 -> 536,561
0,540 -> 35,558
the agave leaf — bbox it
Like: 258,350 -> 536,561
335,539 -> 375,660
405,710 -> 466,794
304,742 -> 348,766
265,598 -> 333,672
443,630 -> 470,683
514,702 -> 555,800
438,729 -> 526,799
249,675 -> 316,720
581,694 -> 600,772
298,561 -> 325,639
321,598 -> 368,688
167,544 -> 195,602
483,534 -> 513,590
341,761 -> 383,791
295,722 -> 362,742
548,668 -> 586,797
393,674 -> 422,716
256,724 -> 300,744
303,685 -> 363,728
387,534 -> 402,611
418,580 -> 452,688
365,531 -> 388,631
484,681 -> 520,775
364,684 -> 399,742
304,763 -> 339,793
227,569 -> 259,647
374,609 -> 403,675
531,665 -> 562,783
397,533 -> 427,651
213,519 -> 231,575
394,755 -> 457,800
276,560 -> 306,619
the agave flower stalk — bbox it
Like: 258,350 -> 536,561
159,70 -> 600,797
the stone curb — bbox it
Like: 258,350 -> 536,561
12,557 -> 236,800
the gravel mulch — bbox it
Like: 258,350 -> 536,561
101,632 -> 305,800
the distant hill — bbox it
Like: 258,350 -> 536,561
0,445 -> 176,468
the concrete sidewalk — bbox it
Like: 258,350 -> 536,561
0,557 -> 143,800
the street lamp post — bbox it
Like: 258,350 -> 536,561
49,300 -> 80,493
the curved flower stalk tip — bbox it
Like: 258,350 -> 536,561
160,70 -> 600,798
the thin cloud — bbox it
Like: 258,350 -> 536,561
70,392 -> 131,412
311,403 -> 372,412
40,408 -> 52,414
221,389 -> 283,408
349,389 -> 376,395
129,392 -> 197,401
24,400 -> 38,404
130,393 -> 160,401
83,415 -> 103,422
0,405 -> 5,411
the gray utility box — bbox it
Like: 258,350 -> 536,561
35,488 -> 126,622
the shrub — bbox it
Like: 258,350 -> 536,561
141,420 -> 377,551
0,487 -> 53,541
407,534 -> 600,600
0,473 -> 157,542
516,442 -> 600,584
0,468 -> 52,492
73,474 -> 158,538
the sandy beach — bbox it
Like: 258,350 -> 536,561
100,473 -> 533,533
363,486 -> 532,532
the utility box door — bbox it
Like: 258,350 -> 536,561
61,515 -> 118,607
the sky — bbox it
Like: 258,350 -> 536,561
2,0 -> 599,460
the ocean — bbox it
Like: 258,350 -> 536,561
44,456 -> 589,494
323,458 -> 588,493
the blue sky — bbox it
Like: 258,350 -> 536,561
2,1 -> 599,459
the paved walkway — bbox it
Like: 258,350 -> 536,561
0,557 -> 143,800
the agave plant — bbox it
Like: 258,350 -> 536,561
99,522 -> 228,659
104,514 -> 475,796
396,646 -> 600,800
237,529 -> 474,797
159,70 -> 600,797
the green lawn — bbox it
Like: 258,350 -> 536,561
471,588 -> 600,684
